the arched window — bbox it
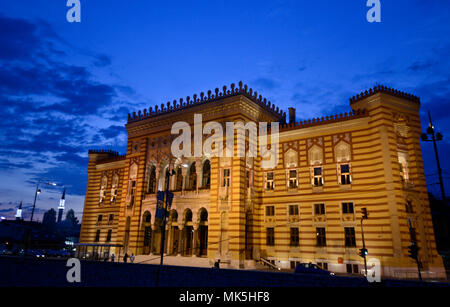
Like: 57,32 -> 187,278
185,209 -> 193,222
147,165 -> 156,194
175,167 -> 183,191
187,162 -> 197,190
143,211 -> 151,224
200,209 -> 208,222
202,160 -> 211,188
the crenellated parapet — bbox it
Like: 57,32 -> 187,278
127,81 -> 285,123
88,149 -> 120,156
349,85 -> 420,105
279,109 -> 368,132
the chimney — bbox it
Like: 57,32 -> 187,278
288,107 -> 296,124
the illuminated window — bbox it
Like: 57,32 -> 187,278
340,163 -> 351,185
313,166 -> 323,186
99,175 -> 107,203
266,172 -> 274,190
111,174 -> 119,203
288,169 -> 298,188
222,169 -> 230,187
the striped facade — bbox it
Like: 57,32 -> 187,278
79,83 -> 445,279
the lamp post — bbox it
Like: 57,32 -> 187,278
359,208 -> 369,277
30,180 -> 57,222
155,168 -> 175,286
25,180 -> 57,256
421,111 -> 445,202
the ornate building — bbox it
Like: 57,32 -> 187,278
79,82 -> 445,279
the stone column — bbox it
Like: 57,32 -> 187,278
192,225 -> 199,257
177,226 -> 183,256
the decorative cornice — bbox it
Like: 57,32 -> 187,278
279,109 -> 369,132
349,85 -> 420,105
127,81 -> 285,123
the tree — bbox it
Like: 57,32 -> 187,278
65,209 -> 79,227
42,208 -> 56,227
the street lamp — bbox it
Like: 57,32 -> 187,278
359,207 -> 369,277
30,180 -> 57,222
421,111 -> 445,202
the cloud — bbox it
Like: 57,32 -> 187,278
0,15 -> 134,219
253,77 -> 279,90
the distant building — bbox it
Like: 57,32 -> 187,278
15,202 -> 23,221
79,82 -> 445,279
57,189 -> 66,224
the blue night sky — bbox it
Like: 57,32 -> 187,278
0,1 -> 449,221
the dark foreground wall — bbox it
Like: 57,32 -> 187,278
0,256 -> 447,287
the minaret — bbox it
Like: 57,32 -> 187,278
57,188 -> 65,223
15,201 -> 23,220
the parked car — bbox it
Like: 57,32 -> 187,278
294,263 -> 335,276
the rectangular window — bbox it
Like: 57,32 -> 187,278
245,170 -> 250,188
94,229 -> 101,242
314,203 -> 325,215
289,205 -> 299,216
313,166 -> 323,186
106,229 -> 112,242
266,172 -> 274,190
289,170 -> 298,188
342,202 -> 354,214
266,228 -> 275,246
108,214 -> 114,222
316,227 -> 326,247
340,164 -> 351,185
290,228 -> 300,246
266,206 -> 275,216
344,227 -> 356,247
222,169 -> 230,187
97,215 -> 103,222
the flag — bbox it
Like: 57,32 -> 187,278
155,190 -> 174,220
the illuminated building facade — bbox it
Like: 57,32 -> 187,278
79,82 -> 445,279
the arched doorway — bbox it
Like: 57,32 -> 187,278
198,208 -> 208,257
168,210 -> 179,255
142,211 -> 152,254
182,209 -> 193,256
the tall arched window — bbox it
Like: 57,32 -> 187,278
187,162 -> 197,190
147,165 -> 156,194
175,167 -> 183,191
202,160 -> 211,188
